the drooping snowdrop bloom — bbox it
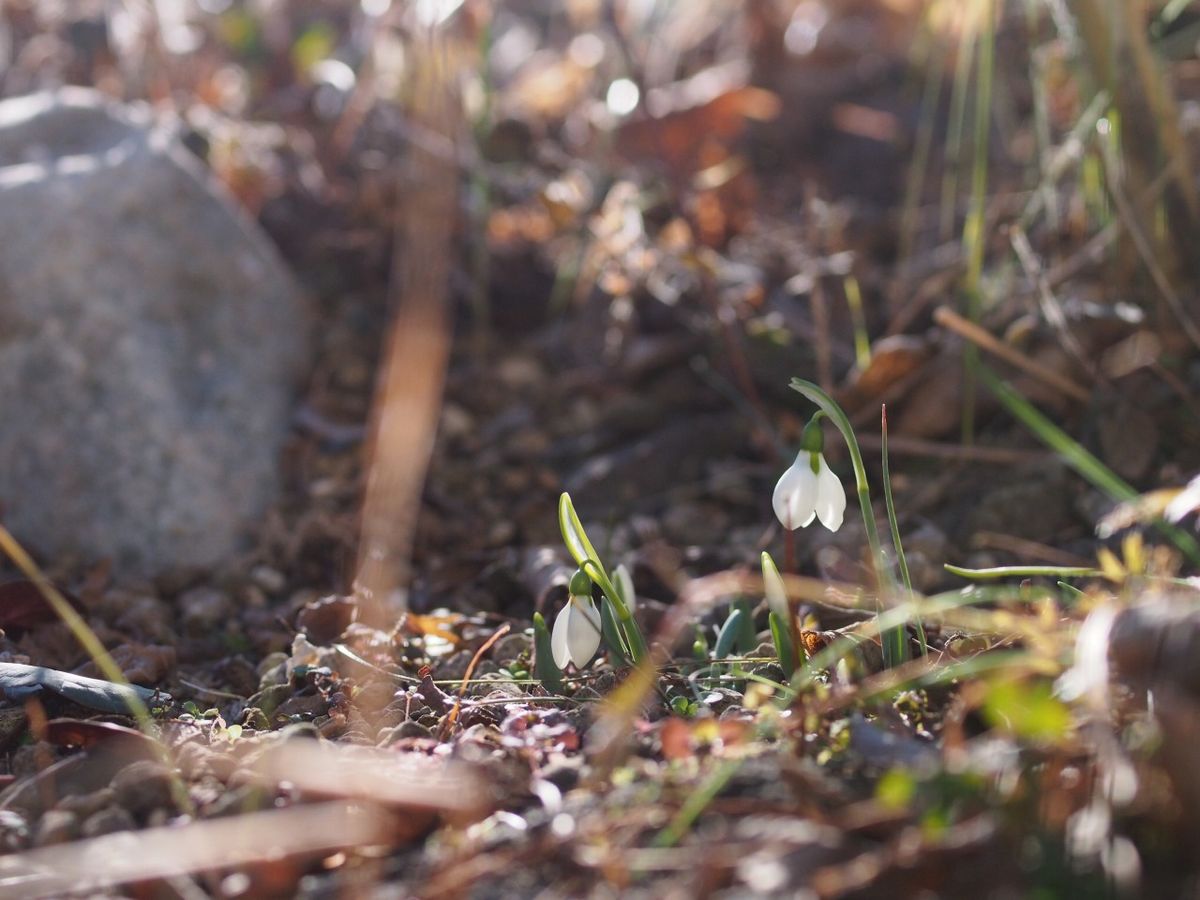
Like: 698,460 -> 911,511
772,418 -> 846,532
552,570 -> 603,670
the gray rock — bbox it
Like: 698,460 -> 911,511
0,89 -> 309,574
80,805 -> 136,838
111,760 -> 177,817
33,809 -> 79,846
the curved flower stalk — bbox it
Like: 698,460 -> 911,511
551,569 -> 603,670
773,416 -> 846,532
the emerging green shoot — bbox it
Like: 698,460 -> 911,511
558,493 -> 649,662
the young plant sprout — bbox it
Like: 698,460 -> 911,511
773,414 -> 846,532
762,550 -> 790,623
551,569 -> 603,670
557,493 -> 649,663
762,550 -> 798,677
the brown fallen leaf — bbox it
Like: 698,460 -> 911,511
42,718 -> 162,758
296,594 -> 358,644
0,581 -> 84,637
74,643 -> 175,686
617,65 -> 780,175
660,716 -> 751,761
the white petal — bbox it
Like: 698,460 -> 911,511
565,596 -> 602,668
813,455 -> 846,532
551,601 -> 573,670
772,453 -> 819,530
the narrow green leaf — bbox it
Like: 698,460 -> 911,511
599,597 -> 630,667
979,365 -> 1200,567
715,606 -> 746,660
882,404 -> 927,655
768,611 -> 797,678
532,612 -> 563,693
945,563 -> 1101,580
558,492 -> 603,574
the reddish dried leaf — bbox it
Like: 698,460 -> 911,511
75,643 -> 175,686
660,717 -> 753,761
296,594 -> 358,644
839,335 -> 933,412
404,612 -> 464,646
617,85 -> 780,173
43,718 -> 162,759
0,580 -> 83,636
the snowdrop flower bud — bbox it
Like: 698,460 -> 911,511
773,417 -> 846,532
761,551 -> 789,623
552,570 -> 603,670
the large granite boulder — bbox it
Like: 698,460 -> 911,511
0,89 -> 310,574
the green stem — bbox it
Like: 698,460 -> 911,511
582,559 -> 648,662
882,406 -> 927,655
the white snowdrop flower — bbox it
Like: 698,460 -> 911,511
552,572 -> 603,670
772,418 -> 845,532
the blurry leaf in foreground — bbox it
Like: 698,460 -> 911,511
1097,487 -> 1185,537
660,717 -> 750,761
0,802 -> 391,900
1165,473 -> 1200,524
617,78 -> 780,173
982,678 -> 1071,744
0,664 -> 168,715
876,768 -> 917,811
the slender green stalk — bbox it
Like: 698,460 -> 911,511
978,365 -> 1200,567
899,9 -> 947,266
941,10 -> 979,240
961,0 -> 996,445
882,406 -> 927,655
843,275 -> 871,369
654,758 -> 742,848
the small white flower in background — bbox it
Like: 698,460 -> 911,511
552,571 -> 603,670
761,551 -> 789,622
773,418 -> 845,532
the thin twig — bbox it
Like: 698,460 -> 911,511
933,305 -> 1091,402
